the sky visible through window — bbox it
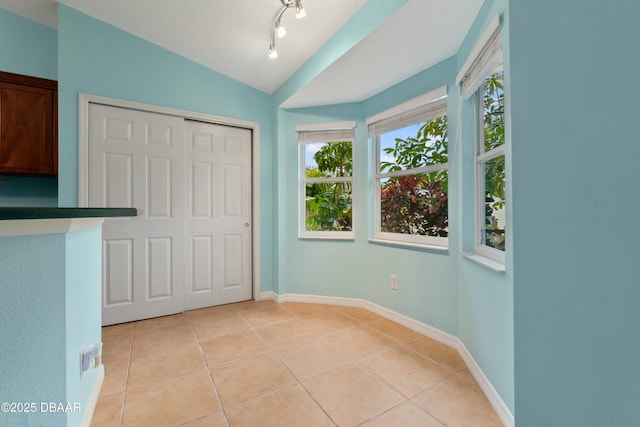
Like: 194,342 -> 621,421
379,123 -> 423,166
305,143 -> 324,169
304,123 -> 423,170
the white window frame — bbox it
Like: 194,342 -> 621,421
297,121 -> 356,240
458,15 -> 506,265
367,88 -> 449,249
475,85 -> 505,263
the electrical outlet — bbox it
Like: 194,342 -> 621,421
390,274 -> 398,290
80,343 -> 103,376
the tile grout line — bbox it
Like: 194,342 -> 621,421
270,306 -> 460,426
352,342 -> 454,425
289,307 -> 424,425
100,301 -> 500,426
109,307 -> 389,426
350,347 -> 414,424
244,304 -> 416,426
368,325 -> 477,421
242,306 -> 340,426
223,307 -> 295,412
117,322 -> 136,427
187,310 -> 231,427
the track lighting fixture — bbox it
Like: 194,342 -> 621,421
268,44 -> 278,59
268,0 -> 306,59
276,18 -> 287,38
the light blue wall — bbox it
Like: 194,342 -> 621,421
16,1 -> 640,424
0,233 -> 67,426
0,226 -> 104,426
57,5 -> 275,292
277,94 -> 457,334
510,0 -> 640,425
364,58 -> 460,334
0,8 -> 58,207
271,1 -> 414,295
1,2 -> 518,423
65,225 -> 103,427
274,0 -> 515,415
277,58 -> 457,333
454,0 -> 514,412
0,8 -> 57,79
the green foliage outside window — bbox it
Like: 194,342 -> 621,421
379,116 -> 449,237
482,71 -> 506,251
303,74 -> 505,242
305,141 -> 352,231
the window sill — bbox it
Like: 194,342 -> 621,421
461,252 -> 505,273
299,234 -> 354,241
369,238 -> 448,253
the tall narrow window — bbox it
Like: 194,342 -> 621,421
297,123 -> 355,239
477,67 -> 505,255
459,16 -> 506,264
368,89 -> 448,247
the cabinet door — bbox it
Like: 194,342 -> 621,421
0,82 -> 54,175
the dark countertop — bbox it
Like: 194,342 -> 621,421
0,207 -> 138,220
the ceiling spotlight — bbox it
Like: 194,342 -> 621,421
295,0 -> 306,19
268,44 -> 278,59
268,0 -> 307,58
276,19 -> 287,38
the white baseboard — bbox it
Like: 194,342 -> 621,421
455,339 -> 515,427
275,293 -> 459,347
272,292 -> 514,427
258,290 -> 277,301
81,364 -> 104,427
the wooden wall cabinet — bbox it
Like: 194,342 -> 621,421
0,71 -> 58,176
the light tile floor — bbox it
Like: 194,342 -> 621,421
92,301 -> 503,427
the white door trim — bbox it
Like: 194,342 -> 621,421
78,93 -> 261,302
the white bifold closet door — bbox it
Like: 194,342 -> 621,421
88,104 -> 252,326
184,120 -> 252,310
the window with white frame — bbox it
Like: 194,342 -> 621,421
459,16 -> 506,263
297,123 -> 355,239
368,89 -> 448,247
477,67 -> 505,255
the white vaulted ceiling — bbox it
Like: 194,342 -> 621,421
0,0 -> 483,107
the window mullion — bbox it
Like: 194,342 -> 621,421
476,145 -> 505,163
304,176 -> 353,184
377,163 -> 448,180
